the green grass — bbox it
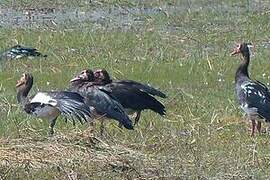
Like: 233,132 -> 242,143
1,0 -> 270,179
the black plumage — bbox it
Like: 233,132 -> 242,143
233,42 -> 270,136
69,69 -> 134,132
94,69 -> 166,98
16,73 -> 93,135
1,45 -> 47,60
93,69 -> 166,125
113,80 -> 167,98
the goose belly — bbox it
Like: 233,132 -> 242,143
32,105 -> 60,120
240,103 -> 258,116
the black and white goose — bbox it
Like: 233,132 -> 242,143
1,45 -> 47,60
16,73 -> 93,135
69,69 -> 133,134
232,42 -> 270,136
93,69 -> 166,125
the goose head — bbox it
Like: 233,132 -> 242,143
70,69 -> 94,83
16,73 -> 33,103
231,43 -> 253,57
93,69 -> 112,84
16,73 -> 33,91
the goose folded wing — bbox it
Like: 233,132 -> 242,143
242,82 -> 270,120
12,46 -> 44,57
115,80 -> 167,98
255,80 -> 270,95
83,87 -> 133,129
19,46 -> 37,52
84,87 -> 126,115
20,47 -> 42,56
9,48 -> 26,58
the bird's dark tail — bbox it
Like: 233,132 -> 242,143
142,93 -> 166,116
149,99 -> 166,116
119,116 -> 134,130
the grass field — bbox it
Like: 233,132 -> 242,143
0,0 -> 270,179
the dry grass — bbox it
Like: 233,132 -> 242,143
1,0 -> 270,179
0,131 -> 162,179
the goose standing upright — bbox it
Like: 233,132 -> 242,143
69,69 -> 133,134
93,69 -> 166,125
232,42 -> 270,136
16,73 -> 93,135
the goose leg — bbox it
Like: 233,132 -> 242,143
100,119 -> 105,136
251,119 -> 256,136
257,121 -> 262,133
88,121 -> 95,134
134,111 -> 141,126
49,118 -> 57,136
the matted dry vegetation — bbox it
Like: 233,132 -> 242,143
1,0 -> 270,179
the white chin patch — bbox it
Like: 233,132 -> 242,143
247,44 -> 253,57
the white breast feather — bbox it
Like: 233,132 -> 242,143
31,92 -> 58,106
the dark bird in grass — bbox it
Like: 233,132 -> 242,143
1,45 -> 47,60
93,69 -> 166,126
69,69 -> 134,134
16,73 -> 93,135
232,42 -> 270,136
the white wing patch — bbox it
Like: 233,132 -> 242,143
241,81 -> 266,98
31,92 -> 58,106
241,81 -> 255,93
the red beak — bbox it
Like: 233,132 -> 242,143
230,48 -> 240,56
16,80 -> 23,87
70,76 -> 81,82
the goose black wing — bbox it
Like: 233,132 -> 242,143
240,81 -> 270,121
106,82 -> 166,115
115,80 -> 167,98
1,45 -> 46,60
74,85 -> 133,130
16,46 -> 45,57
47,91 -> 93,124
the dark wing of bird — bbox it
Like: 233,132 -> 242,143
76,85 -> 133,130
1,45 -> 46,60
241,81 -> 270,121
48,91 -> 93,124
0,45 -> 25,59
106,83 -> 166,116
255,80 -> 270,96
115,80 -> 167,98
18,46 -> 46,57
